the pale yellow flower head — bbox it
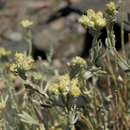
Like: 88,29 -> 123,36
48,75 -> 81,97
48,74 -> 70,95
96,11 -> 103,17
70,56 -> 87,68
10,63 -> 17,72
95,17 -> 106,28
10,53 -> 34,73
15,53 -> 24,63
88,20 -> 95,28
79,15 -> 89,28
20,19 -> 33,28
106,1 -> 117,16
79,9 -> 106,30
93,11 -> 106,29
56,74 -> 70,92
48,83 -> 60,95
70,78 -> 81,97
86,9 -> 96,18
0,48 -> 11,58
32,72 -> 43,83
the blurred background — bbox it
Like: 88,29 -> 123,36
0,0 -> 130,63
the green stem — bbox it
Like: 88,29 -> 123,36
28,39 -> 32,56
26,30 -> 32,56
90,31 -> 99,64
120,0 -> 126,57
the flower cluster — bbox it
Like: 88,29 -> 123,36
0,48 -> 11,59
79,9 -> 106,30
69,56 -> 87,68
48,74 -> 81,97
10,53 -> 34,73
105,1 -> 117,16
20,19 -> 33,28
32,72 -> 43,84
69,78 -> 81,97
48,74 -> 70,95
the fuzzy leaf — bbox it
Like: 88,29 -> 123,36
18,111 -> 39,125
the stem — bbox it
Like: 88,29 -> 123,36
92,32 -> 98,48
90,31 -> 99,64
106,53 -> 117,87
120,0 -> 126,57
26,30 -> 32,56
92,77 -> 100,129
28,39 -> 32,56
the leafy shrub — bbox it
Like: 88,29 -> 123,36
0,1 -> 130,130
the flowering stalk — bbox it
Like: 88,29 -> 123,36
20,19 -> 34,56
79,9 -> 106,64
10,53 -> 34,79
26,30 -> 33,56
120,0 -> 126,57
0,48 -> 11,61
90,30 -> 100,64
